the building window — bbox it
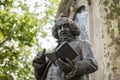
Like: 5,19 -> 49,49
74,6 -> 89,40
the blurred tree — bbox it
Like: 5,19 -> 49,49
0,0 -> 61,80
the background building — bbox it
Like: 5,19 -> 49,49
55,0 -> 120,80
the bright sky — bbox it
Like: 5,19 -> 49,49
26,0 -> 57,50
37,23 -> 57,50
24,0 -> 57,50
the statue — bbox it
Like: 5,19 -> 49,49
32,17 -> 98,80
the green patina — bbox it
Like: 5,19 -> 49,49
103,0 -> 120,35
118,22 -> 120,35
103,0 -> 109,6
101,0 -> 120,80
102,0 -> 120,38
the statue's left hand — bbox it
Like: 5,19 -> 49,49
55,58 -> 73,74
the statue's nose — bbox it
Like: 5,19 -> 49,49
61,26 -> 64,30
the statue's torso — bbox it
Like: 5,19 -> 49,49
46,39 -> 89,80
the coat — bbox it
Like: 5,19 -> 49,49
33,39 -> 98,80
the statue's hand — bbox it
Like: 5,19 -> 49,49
33,51 -> 46,67
55,58 -> 73,74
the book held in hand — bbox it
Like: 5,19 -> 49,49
45,42 -> 78,63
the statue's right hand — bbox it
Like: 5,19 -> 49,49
33,52 -> 46,67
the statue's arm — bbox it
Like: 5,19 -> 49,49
65,41 -> 98,79
33,53 -> 47,80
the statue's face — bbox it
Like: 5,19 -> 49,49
57,24 -> 74,42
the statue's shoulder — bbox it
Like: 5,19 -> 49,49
78,39 -> 93,47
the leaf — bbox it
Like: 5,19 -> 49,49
41,32 -> 47,38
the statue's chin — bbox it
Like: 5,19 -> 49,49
60,36 -> 73,42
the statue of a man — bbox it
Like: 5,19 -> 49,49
33,17 -> 98,80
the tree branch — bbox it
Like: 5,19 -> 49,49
0,37 -> 9,46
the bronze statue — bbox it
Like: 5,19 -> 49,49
32,17 -> 98,80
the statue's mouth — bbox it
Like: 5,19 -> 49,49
60,31 -> 69,36
59,31 -> 72,39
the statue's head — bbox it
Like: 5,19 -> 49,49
52,17 -> 80,41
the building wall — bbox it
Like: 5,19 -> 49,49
99,0 -> 120,80
89,0 -> 104,80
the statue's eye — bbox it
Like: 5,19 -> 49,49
57,25 -> 62,29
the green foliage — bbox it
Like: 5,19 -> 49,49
0,1 -> 38,79
0,10 -> 38,46
0,0 -> 13,10
41,32 -> 48,38
0,0 -> 61,80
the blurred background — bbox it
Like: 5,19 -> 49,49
0,0 -> 61,80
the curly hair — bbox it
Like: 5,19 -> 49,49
52,17 -> 80,39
